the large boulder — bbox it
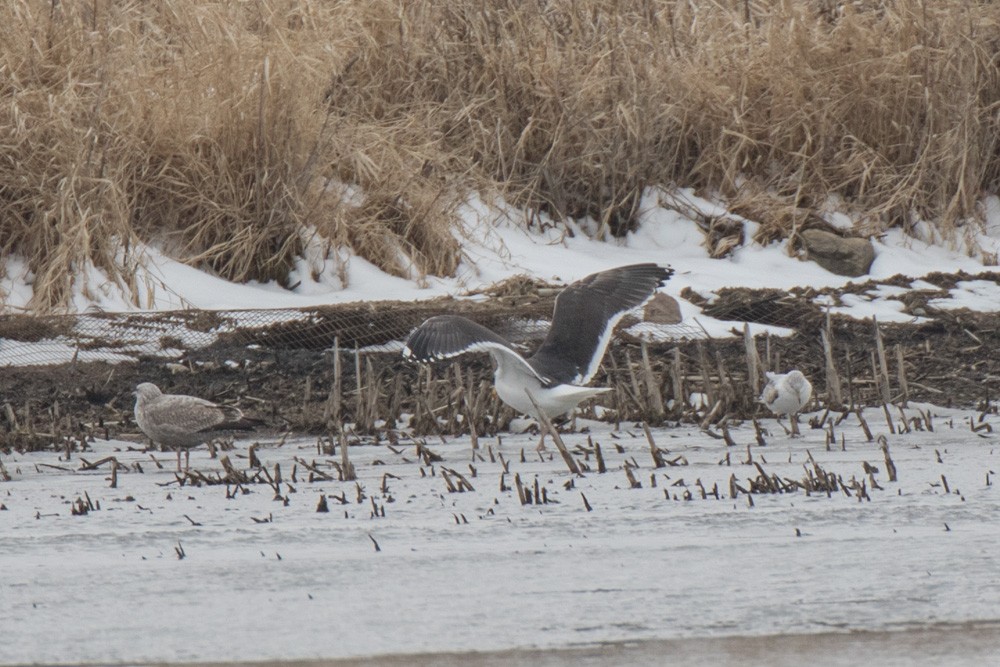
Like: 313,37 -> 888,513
799,229 -> 875,277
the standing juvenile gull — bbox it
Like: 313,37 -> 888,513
133,382 -> 257,470
760,370 -> 813,436
403,263 -> 674,447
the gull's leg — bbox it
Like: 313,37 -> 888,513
775,416 -> 791,436
535,429 -> 547,452
790,414 -> 800,437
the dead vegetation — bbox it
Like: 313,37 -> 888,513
2,288 -> 998,455
2,1 -> 1000,311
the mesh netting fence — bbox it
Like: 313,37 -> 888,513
0,297 -> 705,368
4,269 -> 1000,372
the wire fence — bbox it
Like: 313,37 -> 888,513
5,270 -> 996,372
0,297 -> 705,368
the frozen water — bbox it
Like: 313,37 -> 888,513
1,404 -> 998,664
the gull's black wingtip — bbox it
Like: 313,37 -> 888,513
401,328 -> 427,361
400,314 -> 445,361
655,264 -> 675,286
620,262 -> 674,286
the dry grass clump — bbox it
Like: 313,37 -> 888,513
334,0 -> 1000,242
3,1 -> 1000,311
0,1 -> 462,310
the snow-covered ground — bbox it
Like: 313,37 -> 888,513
3,190 -> 1000,324
4,189 -> 1000,368
2,404 -> 998,664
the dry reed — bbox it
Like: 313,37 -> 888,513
4,1 -> 1000,311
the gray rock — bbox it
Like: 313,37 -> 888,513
799,229 -> 875,277
643,293 -> 683,324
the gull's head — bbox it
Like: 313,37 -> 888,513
786,370 -> 807,387
135,382 -> 162,405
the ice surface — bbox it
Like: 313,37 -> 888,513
1,405 -> 998,664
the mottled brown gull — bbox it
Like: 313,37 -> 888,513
134,382 -> 256,470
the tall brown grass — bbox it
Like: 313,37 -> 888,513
2,1 -> 999,311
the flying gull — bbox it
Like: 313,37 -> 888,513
760,370 -> 813,436
134,382 -> 257,470
403,263 -> 674,447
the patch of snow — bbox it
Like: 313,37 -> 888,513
4,189 -> 1000,337
0,256 -> 35,312
930,280 -> 1000,312
828,293 -> 918,324
0,338 -> 136,366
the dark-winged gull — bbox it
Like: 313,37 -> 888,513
760,370 -> 813,436
134,382 -> 257,470
403,263 -> 674,447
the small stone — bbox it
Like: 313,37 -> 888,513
800,229 -> 875,277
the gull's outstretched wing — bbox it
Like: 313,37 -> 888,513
529,264 -> 674,385
403,314 -> 548,384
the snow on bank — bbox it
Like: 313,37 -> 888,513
0,404 -> 998,664
3,190 -> 998,322
3,190 -> 1000,368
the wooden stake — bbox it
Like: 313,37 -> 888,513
764,331 -> 772,371
464,368 -> 480,450
881,402 -> 897,435
873,317 -> 892,404
856,408 -> 874,442
524,389 -> 582,476
844,349 -> 856,411
643,422 -> 665,468
363,357 -> 378,431
696,342 -> 715,408
896,405 -> 912,434
671,347 -> 684,409
324,337 -> 342,425
879,435 -> 897,482
514,473 -> 527,505
248,444 -> 261,469
895,344 -> 909,408
624,463 -> 641,488
624,349 -> 643,416
353,347 -> 364,429
641,341 -> 665,421
337,427 -> 356,481
822,313 -> 843,408
743,324 -> 761,398
721,422 -> 737,447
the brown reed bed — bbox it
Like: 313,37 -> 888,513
3,1 -> 1000,312
2,299 -> 998,454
